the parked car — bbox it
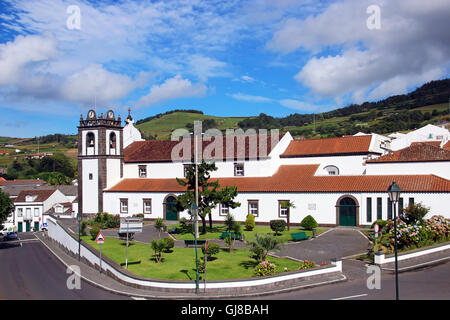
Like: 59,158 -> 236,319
3,232 -> 18,241
1,225 -> 15,236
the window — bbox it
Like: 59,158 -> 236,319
120,199 -> 128,213
248,200 -> 259,217
366,198 -> 372,223
87,132 -> 95,147
278,200 -> 290,217
18,208 -> 23,217
387,198 -> 392,220
143,199 -> 152,214
398,198 -> 404,215
234,163 -> 244,176
26,208 -> 31,219
89,173 -> 93,180
324,165 -> 339,176
219,203 -> 230,216
34,208 -> 39,217
138,165 -> 147,178
377,197 -> 382,220
409,198 -> 414,206
109,132 -> 116,149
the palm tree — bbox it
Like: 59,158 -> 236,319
281,200 -> 296,231
247,233 -> 282,262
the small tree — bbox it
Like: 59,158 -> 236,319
151,239 -> 166,263
280,201 -> 295,231
161,237 -> 175,252
202,242 -> 220,261
300,215 -> 318,231
247,233 -> 282,262
224,213 -> 239,253
154,218 -> 165,239
270,219 -> 286,236
0,189 -> 14,228
245,214 -> 255,231
400,203 -> 429,225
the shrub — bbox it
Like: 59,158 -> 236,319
151,239 -> 166,263
161,237 -> 175,252
370,219 -> 389,231
400,203 -> 430,225
300,215 -> 318,230
245,214 -> 256,231
247,233 -> 282,262
270,219 -> 286,236
90,226 -> 100,240
80,220 -> 87,236
298,260 -> 316,270
254,260 -> 276,277
201,242 -> 220,260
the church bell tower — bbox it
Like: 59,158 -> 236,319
78,109 -> 123,216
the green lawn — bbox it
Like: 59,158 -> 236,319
173,223 -> 326,242
82,236 -> 305,280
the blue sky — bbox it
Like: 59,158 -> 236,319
0,0 -> 449,137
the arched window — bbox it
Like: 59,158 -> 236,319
324,165 -> 339,175
109,132 -> 117,150
86,132 -> 95,155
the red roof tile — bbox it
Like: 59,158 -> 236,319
281,135 -> 374,158
443,141 -> 450,151
124,133 -> 283,163
106,165 -> 450,193
367,142 -> 450,163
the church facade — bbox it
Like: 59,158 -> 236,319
78,110 -> 450,227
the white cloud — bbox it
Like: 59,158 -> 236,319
230,93 -> 273,103
278,99 -> 321,112
268,0 -> 450,102
0,34 -> 59,86
136,75 -> 207,108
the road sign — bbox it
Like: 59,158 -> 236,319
95,231 -> 105,244
119,217 -> 143,233
374,224 -> 380,238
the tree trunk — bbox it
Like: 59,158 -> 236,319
208,213 -> 213,230
200,215 -> 207,234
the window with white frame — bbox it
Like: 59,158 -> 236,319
278,200 -> 290,217
25,208 -> 31,219
219,203 -> 230,216
143,199 -> 152,214
120,199 -> 128,213
18,208 -> 23,217
248,200 -> 259,217
34,208 -> 39,217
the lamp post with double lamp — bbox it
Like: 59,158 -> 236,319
77,212 -> 82,262
190,202 -> 200,294
387,181 -> 402,300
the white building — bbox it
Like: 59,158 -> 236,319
389,124 -> 450,151
13,189 -> 73,232
78,109 -> 450,227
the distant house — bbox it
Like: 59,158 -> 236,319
389,124 -> 450,151
13,189 -> 75,232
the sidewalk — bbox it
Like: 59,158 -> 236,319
34,231 -> 345,299
379,248 -> 450,273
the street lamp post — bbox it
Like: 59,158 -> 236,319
190,202 -> 200,294
387,181 -> 402,300
77,212 -> 82,262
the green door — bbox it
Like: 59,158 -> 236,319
339,198 -> 357,226
25,221 -> 31,232
34,222 -> 39,231
18,222 -> 22,233
165,196 -> 178,221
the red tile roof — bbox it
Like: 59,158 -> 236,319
280,135 -> 375,158
14,189 -> 56,203
410,141 -> 442,147
106,165 -> 450,193
124,133 -> 283,163
0,179 -> 46,186
367,142 -> 450,163
443,141 -> 450,151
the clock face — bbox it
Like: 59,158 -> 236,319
107,111 -> 114,119
88,110 -> 95,119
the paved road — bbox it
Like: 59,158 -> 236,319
0,235 -> 128,300
251,259 -> 450,300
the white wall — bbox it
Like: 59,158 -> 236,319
82,159 -> 99,214
280,155 -> 369,175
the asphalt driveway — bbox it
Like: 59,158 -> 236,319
272,228 -> 370,263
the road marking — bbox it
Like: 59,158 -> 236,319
331,293 -> 368,300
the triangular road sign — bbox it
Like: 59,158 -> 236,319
95,231 -> 105,243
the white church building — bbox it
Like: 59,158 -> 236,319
78,110 -> 450,227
